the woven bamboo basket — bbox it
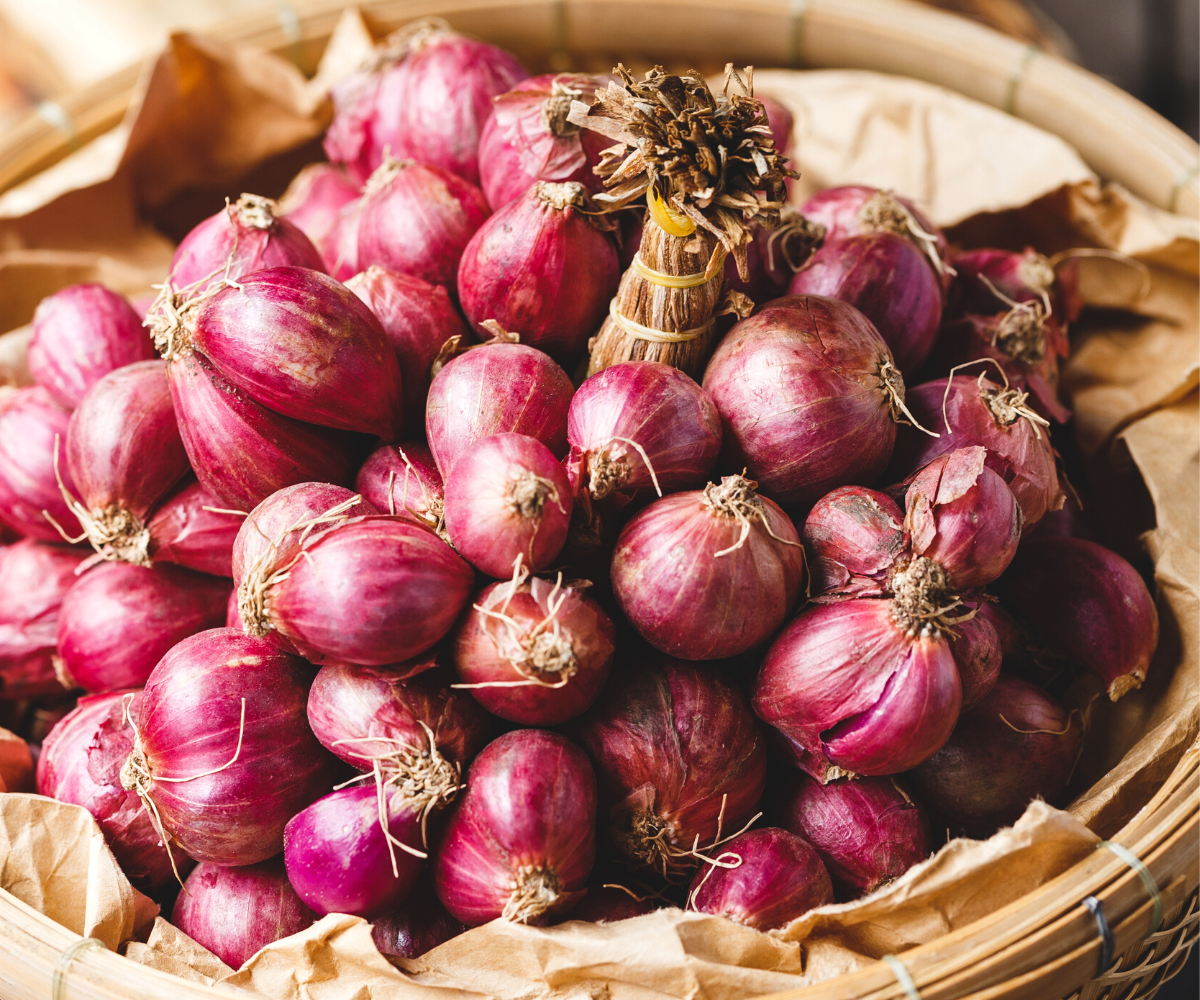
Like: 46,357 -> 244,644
0,2 -> 1195,999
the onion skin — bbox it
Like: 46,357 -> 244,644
451,576 -> 616,724
703,295 -> 900,508
346,267 -> 468,430
909,674 -> 1081,837
753,599 -> 962,780
457,182 -> 619,363
426,342 -> 573,477
132,628 -> 337,866
284,785 -> 425,918
688,828 -> 834,930
147,479 -> 241,577
777,772 -> 929,899
1000,537 -> 1159,700
569,885 -> 657,923
610,476 -> 804,660
433,729 -> 596,926
948,611 -> 1002,710
948,247 -> 1081,325
570,658 -> 767,877
28,285 -> 154,409
804,485 -> 908,599
191,266 -> 404,441
0,387 -> 83,541
318,199 -> 363,281
443,433 -> 574,578
225,588 -> 243,630
279,163 -> 362,250
56,563 -> 231,693
173,857 -> 316,969
355,442 -> 444,534
566,361 -> 723,502
372,883 -> 465,960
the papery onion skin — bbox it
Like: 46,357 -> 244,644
191,266 -> 404,441
909,674 -> 1081,837
703,295 -> 900,508
173,857 -> 316,969
133,628 -> 337,866
1000,537 -> 1159,700
426,342 -> 573,477
610,476 -> 804,660
451,576 -> 616,724
147,479 -> 241,577
279,163 -> 362,250
777,772 -> 928,899
28,285 -> 155,409
443,432 -> 573,578
948,611 -> 1002,710
688,828 -> 834,930
433,729 -> 596,927
566,361 -> 722,502
803,485 -> 908,600
372,883 -> 465,961
284,784 -> 425,919
570,658 -> 767,877
0,387 -> 83,541
355,442 -> 444,533
57,563 -> 231,693
753,598 -> 962,780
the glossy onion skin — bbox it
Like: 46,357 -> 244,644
146,479 -> 241,577
355,441 -> 444,531
0,387 -> 83,541
803,485 -> 908,600
372,883 -> 465,960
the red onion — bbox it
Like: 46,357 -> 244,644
451,574 -> 615,724
759,93 -> 794,155
284,784 -> 425,918
124,628 -> 337,866
566,361 -> 722,503
37,690 -> 194,893
610,474 -> 804,660
777,772 -> 929,899
433,729 -> 596,926
688,828 -> 833,929
169,194 -> 325,291
324,24 -> 527,185
318,198 -> 363,281
65,361 -> 190,565
703,295 -> 911,508
443,433 -> 573,578
753,597 -> 962,780
355,159 -> 491,291
909,674 -> 1081,837
948,610 -> 1003,710
225,588 -> 243,630
346,267 -> 469,430
372,884 -> 465,960
803,485 -> 908,600
478,73 -> 612,209
570,658 -> 767,877
426,341 -> 573,477
457,182 -> 619,363
948,247 -> 1079,322
173,857 -> 316,969
28,285 -> 154,409
568,884 -> 657,923
356,442 -> 445,538
146,479 -> 241,577
0,386 -> 83,541
976,598 -> 1023,659
56,563 -> 230,693
1000,537 -> 1159,700
887,374 -> 1063,529
278,163 -> 361,249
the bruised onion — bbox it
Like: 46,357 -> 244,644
0,386 -> 82,541
355,442 -> 445,537
434,729 -> 596,926
372,883 -> 464,961
278,163 -> 362,250
28,285 -> 154,408
611,474 -> 804,660
688,828 -> 833,929
146,479 -> 241,577
803,485 -> 908,600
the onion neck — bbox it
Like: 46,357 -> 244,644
1019,253 -> 1056,296
83,504 -> 153,568
535,180 -> 587,212
383,740 -> 462,819
980,383 -> 1050,433
543,83 -> 581,137
505,471 -> 557,521
888,555 -> 961,638
613,807 -> 676,876
503,864 -> 561,923
992,306 -> 1047,366
587,447 -> 629,500
237,572 -> 274,638
363,157 -> 418,198
521,630 -> 579,680
233,193 -> 280,230
857,190 -> 948,278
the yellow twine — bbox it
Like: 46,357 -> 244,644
632,253 -> 720,289
606,299 -> 712,344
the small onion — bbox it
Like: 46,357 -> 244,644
948,610 -> 1003,710
318,198 -> 363,281
434,729 -> 596,926
146,479 -> 242,577
278,163 -> 362,250
355,442 -> 446,538
0,386 -> 83,542
976,598 -> 1023,660
372,883 -> 464,960
568,885 -> 657,923
803,485 -> 908,600
948,247 -> 1080,324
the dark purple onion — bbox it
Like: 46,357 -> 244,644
948,611 -> 1003,710
371,883 -> 464,960
146,479 -> 241,577
803,485 -> 908,600
355,441 -> 445,538
568,884 -> 657,923
0,386 -> 83,541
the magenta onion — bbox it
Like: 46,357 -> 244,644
284,784 -> 425,918
56,563 -> 230,693
355,160 -> 491,292
777,772 -> 929,899
703,295 -> 908,507
146,479 -> 241,577
688,828 -> 833,929
949,247 -> 1080,324
28,285 -> 154,408
318,199 -> 364,281
324,25 -> 527,185
38,690 -> 194,893
570,658 -> 767,877
566,361 -> 722,502
434,729 -> 596,926
173,857 -> 316,969
1001,537 -> 1159,700
125,629 -> 336,866
457,182 -> 619,363
225,588 -> 243,630
355,441 -> 446,538
372,884 -> 464,959
569,885 -> 657,923
444,432 -> 573,578
346,266 -> 469,430
426,341 -> 573,476
452,574 -> 615,724
803,485 -> 908,600
0,387 -> 83,541
753,597 -> 962,780
948,611 -> 1003,710
909,674 -> 1081,837
610,474 -> 804,660
278,163 -> 362,250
